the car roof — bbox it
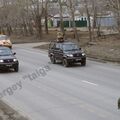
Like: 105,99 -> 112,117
0,46 -> 10,50
52,41 -> 76,45
0,35 -> 7,37
62,41 -> 76,45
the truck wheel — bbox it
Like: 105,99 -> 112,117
81,60 -> 86,66
63,59 -> 69,67
50,56 -> 56,64
14,66 -> 19,72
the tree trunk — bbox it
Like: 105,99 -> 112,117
59,0 -> 65,35
68,0 -> 80,42
44,0 -> 48,34
6,24 -> 13,36
28,22 -> 34,35
36,15 -> 42,38
84,0 -> 92,42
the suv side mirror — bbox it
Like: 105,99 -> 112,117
13,52 -> 16,55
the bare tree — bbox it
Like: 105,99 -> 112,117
44,0 -> 49,34
107,0 -> 120,35
83,0 -> 93,42
58,0 -> 65,35
66,0 -> 80,42
30,0 -> 44,38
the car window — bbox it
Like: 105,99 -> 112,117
56,44 -> 60,49
0,35 -> 8,40
49,42 -> 55,49
0,49 -> 12,56
55,43 -> 63,50
63,44 -> 79,51
59,44 -> 63,50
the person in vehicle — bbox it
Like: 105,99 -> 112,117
57,32 -> 64,42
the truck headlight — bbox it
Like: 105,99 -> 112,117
13,59 -> 18,62
67,54 -> 73,57
82,53 -> 86,56
0,60 -> 4,62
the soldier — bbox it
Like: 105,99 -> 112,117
57,32 -> 64,42
118,98 -> 120,109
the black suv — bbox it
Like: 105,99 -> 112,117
0,47 -> 19,72
48,41 -> 86,67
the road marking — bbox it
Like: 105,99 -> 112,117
82,80 -> 98,86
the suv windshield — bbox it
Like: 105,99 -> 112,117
63,44 -> 79,51
0,35 -> 8,40
0,49 -> 12,56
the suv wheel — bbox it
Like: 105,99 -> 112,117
14,66 -> 19,72
63,59 -> 69,67
81,59 -> 86,66
50,56 -> 56,64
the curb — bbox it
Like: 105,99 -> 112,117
0,100 -> 29,120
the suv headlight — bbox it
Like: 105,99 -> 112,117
82,53 -> 86,56
0,60 -> 4,62
66,54 -> 73,57
13,59 -> 18,62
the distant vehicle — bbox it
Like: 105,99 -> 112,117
48,41 -> 86,67
0,35 -> 12,49
0,47 -> 19,72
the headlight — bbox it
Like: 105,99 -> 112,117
13,59 -> 18,62
0,60 -> 4,62
66,54 -> 73,57
82,53 -> 86,56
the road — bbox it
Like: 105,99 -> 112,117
0,43 -> 120,120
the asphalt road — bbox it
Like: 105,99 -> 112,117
0,43 -> 120,120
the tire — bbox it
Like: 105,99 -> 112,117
63,59 -> 69,67
50,56 -> 56,64
14,66 -> 19,72
81,60 -> 86,66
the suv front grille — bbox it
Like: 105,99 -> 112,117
4,59 -> 13,63
73,53 -> 82,57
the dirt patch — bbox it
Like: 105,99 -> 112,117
0,100 -> 29,120
10,31 -> 57,44
83,35 -> 120,63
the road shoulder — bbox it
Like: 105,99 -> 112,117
0,100 -> 29,120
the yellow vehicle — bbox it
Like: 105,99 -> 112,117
0,35 -> 12,49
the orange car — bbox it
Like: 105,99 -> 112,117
0,35 -> 12,49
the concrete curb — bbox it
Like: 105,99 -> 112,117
0,100 -> 29,120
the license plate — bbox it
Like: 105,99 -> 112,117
76,59 -> 81,61
6,64 -> 12,67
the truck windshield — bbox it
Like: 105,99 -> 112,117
63,44 -> 79,51
0,49 -> 12,56
0,35 -> 8,40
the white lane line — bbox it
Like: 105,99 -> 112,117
82,80 -> 98,86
